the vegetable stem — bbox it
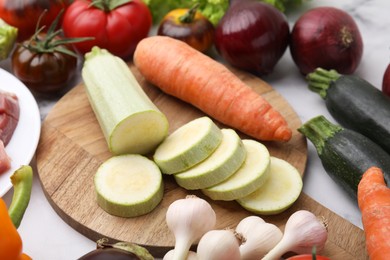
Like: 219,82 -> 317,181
8,165 -> 33,228
91,0 -> 131,11
179,4 -> 199,24
306,68 -> 341,98
297,116 -> 342,155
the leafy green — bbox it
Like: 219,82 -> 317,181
0,19 -> 18,60
142,0 -> 304,25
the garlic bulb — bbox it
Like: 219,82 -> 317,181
166,195 -> 216,260
196,229 -> 241,260
163,249 -> 198,260
262,210 -> 328,260
236,216 -> 283,259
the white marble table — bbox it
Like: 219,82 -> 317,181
2,0 -> 390,259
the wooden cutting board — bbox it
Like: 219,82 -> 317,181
36,64 -> 367,259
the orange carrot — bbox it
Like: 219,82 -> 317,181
357,166 -> 390,260
133,36 -> 292,142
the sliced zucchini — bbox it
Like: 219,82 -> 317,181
201,139 -> 270,201
174,128 -> 246,190
153,117 -> 222,174
237,156 -> 303,215
94,154 -> 164,217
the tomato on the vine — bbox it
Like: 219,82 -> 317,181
0,0 -> 69,41
62,0 -> 152,60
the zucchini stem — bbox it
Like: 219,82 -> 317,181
298,116 -> 343,155
306,68 -> 341,99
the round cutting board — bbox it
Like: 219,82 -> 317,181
36,64 -> 367,259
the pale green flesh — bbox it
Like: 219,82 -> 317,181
174,129 -> 246,190
237,156 -> 303,215
110,111 -> 168,155
153,117 -> 223,174
202,139 -> 271,201
94,154 -> 163,217
82,47 -> 169,156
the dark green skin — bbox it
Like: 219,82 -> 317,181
326,75 -> 390,155
320,128 -> 390,199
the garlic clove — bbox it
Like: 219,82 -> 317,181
236,216 -> 283,259
196,229 -> 241,260
262,210 -> 328,260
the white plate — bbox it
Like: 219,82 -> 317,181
0,68 -> 41,197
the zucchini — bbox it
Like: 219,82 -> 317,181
174,128 -> 246,190
236,157 -> 303,215
298,115 -> 390,199
94,154 -> 164,217
153,117 -> 222,175
82,47 -> 169,155
201,139 -> 270,201
307,68 -> 390,154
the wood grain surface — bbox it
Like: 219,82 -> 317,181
36,64 -> 367,259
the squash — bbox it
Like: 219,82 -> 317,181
82,47 -> 169,155
307,68 -> 390,155
298,115 -> 390,199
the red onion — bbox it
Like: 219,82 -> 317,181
382,64 -> 390,96
290,7 -> 363,75
214,0 -> 289,75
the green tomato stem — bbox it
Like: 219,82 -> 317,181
91,0 -> 132,11
179,3 -> 199,24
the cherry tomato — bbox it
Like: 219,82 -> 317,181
62,0 -> 152,60
0,0 -> 69,41
11,33 -> 77,94
158,5 -> 215,53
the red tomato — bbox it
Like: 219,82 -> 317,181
62,0 -> 152,60
286,254 -> 331,260
0,0 -> 68,41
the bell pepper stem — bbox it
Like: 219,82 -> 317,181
8,165 -> 33,228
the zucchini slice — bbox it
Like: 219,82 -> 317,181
153,117 -> 223,174
202,139 -> 270,201
174,128 -> 246,190
237,157 -> 303,215
94,154 -> 164,217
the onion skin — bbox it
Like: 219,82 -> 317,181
215,0 -> 289,75
382,64 -> 390,97
290,7 -> 363,75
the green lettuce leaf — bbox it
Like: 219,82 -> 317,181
142,0 -> 304,25
0,19 -> 18,60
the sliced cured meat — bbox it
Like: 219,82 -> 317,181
0,91 -> 19,120
0,91 -> 19,145
0,113 -> 18,145
0,141 -> 10,174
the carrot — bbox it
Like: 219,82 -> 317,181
357,166 -> 390,260
133,36 -> 292,142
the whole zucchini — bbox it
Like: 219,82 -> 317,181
306,68 -> 390,154
298,115 -> 390,199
